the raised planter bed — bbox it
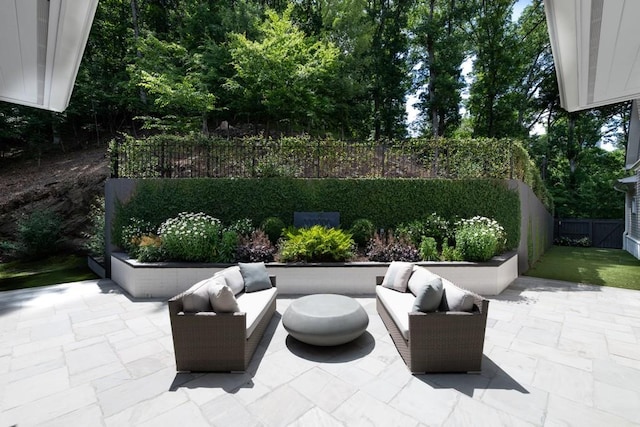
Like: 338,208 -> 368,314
111,251 -> 518,299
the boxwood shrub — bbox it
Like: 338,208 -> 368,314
113,178 -> 520,251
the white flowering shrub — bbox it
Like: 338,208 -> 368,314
454,216 -> 506,262
158,212 -> 226,262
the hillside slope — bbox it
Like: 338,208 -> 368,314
0,147 -> 109,255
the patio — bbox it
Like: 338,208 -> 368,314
1,276 -> 639,426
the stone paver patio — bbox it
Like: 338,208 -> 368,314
1,276 -> 639,426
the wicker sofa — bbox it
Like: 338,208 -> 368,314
376,263 -> 489,374
168,264 -> 277,372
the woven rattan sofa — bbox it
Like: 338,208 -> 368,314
168,264 -> 277,372
376,263 -> 489,374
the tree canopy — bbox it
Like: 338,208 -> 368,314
0,0 -> 628,219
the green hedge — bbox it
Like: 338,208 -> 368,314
114,178 -> 521,250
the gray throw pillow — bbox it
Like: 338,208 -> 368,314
182,278 -> 213,313
412,271 -> 444,313
208,280 -> 240,313
439,281 -> 475,312
381,261 -> 414,292
239,262 -> 272,293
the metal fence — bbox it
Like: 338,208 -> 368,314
554,219 -> 624,249
110,136 -> 526,181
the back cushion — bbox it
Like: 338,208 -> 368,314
381,261 -> 414,292
182,278 -> 214,313
439,280 -> 475,312
408,266 -> 444,313
208,279 -> 240,313
219,266 -> 245,295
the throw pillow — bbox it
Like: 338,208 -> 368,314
409,267 -> 444,312
208,280 -> 240,313
219,266 -> 245,295
182,278 -> 213,313
439,281 -> 475,312
239,262 -> 272,293
381,261 -> 414,292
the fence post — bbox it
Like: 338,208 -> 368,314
316,139 -> 321,178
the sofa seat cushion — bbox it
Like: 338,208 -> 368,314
182,278 -> 214,313
237,287 -> 278,338
216,266 -> 245,296
376,285 -> 414,340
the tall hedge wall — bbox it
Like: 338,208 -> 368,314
114,178 -> 521,249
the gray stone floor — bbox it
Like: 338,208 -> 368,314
1,276 -> 639,426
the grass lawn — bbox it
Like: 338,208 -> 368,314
0,255 -> 98,292
525,246 -> 640,291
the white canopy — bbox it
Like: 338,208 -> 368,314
0,0 -> 98,112
544,0 -> 640,112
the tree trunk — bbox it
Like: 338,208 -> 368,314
428,0 -> 439,137
130,0 -> 147,105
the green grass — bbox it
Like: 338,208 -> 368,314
525,246 -> 640,291
0,255 -> 98,292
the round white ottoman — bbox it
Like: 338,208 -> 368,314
283,294 -> 369,346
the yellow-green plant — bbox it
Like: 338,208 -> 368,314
278,225 -> 354,262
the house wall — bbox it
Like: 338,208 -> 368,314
624,169 -> 640,259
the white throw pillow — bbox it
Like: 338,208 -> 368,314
381,261 -> 414,292
182,278 -> 214,313
208,279 -> 240,313
219,266 -> 245,295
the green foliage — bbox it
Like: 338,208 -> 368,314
350,218 -> 376,248
225,5 -> 340,128
83,197 -> 105,258
114,176 -> 522,250
454,216 -> 506,262
157,212 -> 224,262
119,218 -> 156,257
260,216 -> 286,244
227,218 -> 254,238
419,237 -> 439,261
16,210 -> 63,259
136,236 -> 166,263
278,226 -> 354,262
440,241 -> 463,261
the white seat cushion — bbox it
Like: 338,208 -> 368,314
236,287 -> 278,338
376,285 -> 414,340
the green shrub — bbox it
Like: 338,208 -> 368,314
419,237 -> 439,261
350,218 -> 375,248
158,212 -> 224,262
440,241 -> 463,261
16,210 -> 62,258
261,216 -> 286,244
396,220 -> 426,247
278,226 -> 354,262
454,216 -> 506,262
83,196 -> 105,258
121,218 -> 156,257
227,218 -> 254,238
218,230 -> 239,263
136,235 -> 166,262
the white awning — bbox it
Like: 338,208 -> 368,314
0,0 -> 98,112
544,0 -> 640,112
618,175 -> 638,185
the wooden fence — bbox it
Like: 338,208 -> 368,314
554,219 -> 624,249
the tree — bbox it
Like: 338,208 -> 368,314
409,0 -> 467,137
128,33 -> 216,134
225,5 -> 340,135
467,0 -> 525,138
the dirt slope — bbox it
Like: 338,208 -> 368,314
0,147 -> 109,253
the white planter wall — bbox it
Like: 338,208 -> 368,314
111,252 -> 518,299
